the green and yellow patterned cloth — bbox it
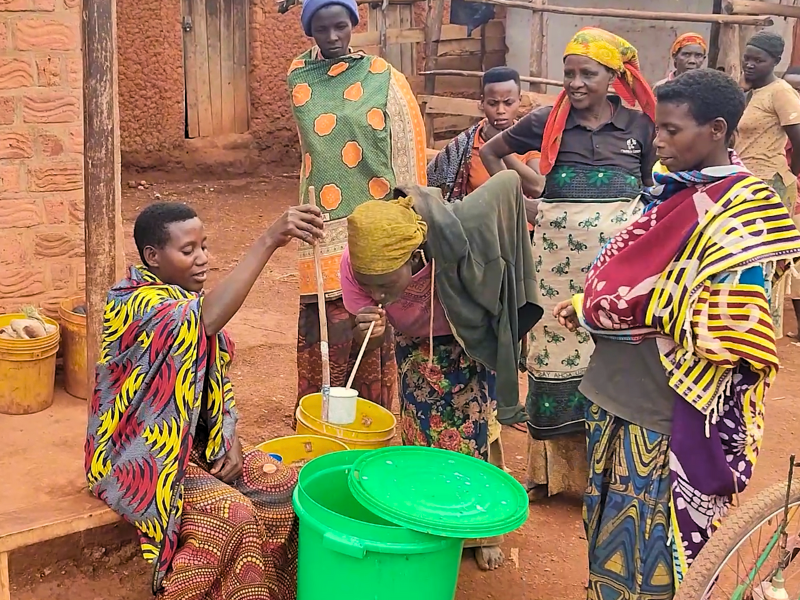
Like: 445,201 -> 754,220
526,164 -> 643,438
287,48 -> 427,298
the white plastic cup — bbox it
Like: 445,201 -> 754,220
327,387 -> 358,425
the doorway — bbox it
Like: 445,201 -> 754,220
182,0 -> 249,138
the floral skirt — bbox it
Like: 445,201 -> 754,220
396,334 -> 494,461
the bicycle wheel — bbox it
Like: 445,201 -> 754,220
675,480 -> 800,600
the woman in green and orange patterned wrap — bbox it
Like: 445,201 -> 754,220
288,0 -> 427,418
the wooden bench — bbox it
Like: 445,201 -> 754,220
0,493 -> 121,600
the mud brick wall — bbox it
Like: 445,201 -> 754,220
117,1 -> 373,169
0,0 -> 84,318
117,0 -> 311,167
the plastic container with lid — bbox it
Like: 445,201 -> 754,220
293,446 -> 528,600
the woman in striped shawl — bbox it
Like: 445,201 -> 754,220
555,68 -> 800,599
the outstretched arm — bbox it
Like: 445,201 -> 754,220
202,205 -> 324,335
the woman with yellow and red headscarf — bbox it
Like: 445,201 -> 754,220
481,27 -> 656,503
653,32 -> 708,89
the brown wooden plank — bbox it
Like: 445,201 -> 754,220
0,494 -> 121,553
182,0 -> 200,138
220,0 -> 235,133
192,0 -> 213,136
409,74 -> 483,95
433,115 -> 478,133
418,94 -> 483,117
382,7 -> 402,68
484,50 -> 505,69
435,54 -> 488,71
351,20 -> 504,48
206,0 -> 223,134
438,36 -> 504,56
232,0 -> 248,133
439,20 -> 504,40
418,90 -> 548,121
422,0 -> 446,146
398,4 -> 414,75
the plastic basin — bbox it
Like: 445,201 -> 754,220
0,313 -> 60,415
57,295 -> 88,399
296,393 -> 396,449
255,434 -> 348,468
295,408 -> 394,450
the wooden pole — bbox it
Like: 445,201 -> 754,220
420,68 -> 562,87
422,0 -> 446,146
463,0 -> 773,25
719,23 -> 742,82
83,0 -> 124,388
307,187 -> 331,422
529,0 -> 546,93
739,24 -> 759,58
792,17 -> 800,67
726,0 -> 800,18
709,0 -> 723,69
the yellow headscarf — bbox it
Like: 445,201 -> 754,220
347,197 -> 427,275
563,27 -> 642,88
540,27 -> 655,175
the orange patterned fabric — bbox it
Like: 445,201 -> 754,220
670,32 -> 707,57
540,27 -> 656,176
289,47 -> 427,298
158,446 -> 298,600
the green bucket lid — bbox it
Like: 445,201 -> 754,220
348,446 -> 529,539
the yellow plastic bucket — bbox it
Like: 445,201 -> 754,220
295,393 -> 396,450
0,313 -> 60,415
256,435 -> 348,468
58,295 -> 88,399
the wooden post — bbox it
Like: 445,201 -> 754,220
719,23 -> 742,83
422,0 -> 446,146
0,551 -> 9,600
709,0 -> 723,69
83,0 -> 124,387
506,4 -> 533,91
739,24 -> 757,58
529,0 -> 547,93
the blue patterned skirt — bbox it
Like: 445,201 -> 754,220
585,402 -> 675,600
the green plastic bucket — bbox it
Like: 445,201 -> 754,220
293,450 -> 463,600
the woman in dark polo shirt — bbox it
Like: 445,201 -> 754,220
481,27 -> 656,501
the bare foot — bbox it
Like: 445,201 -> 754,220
528,485 -> 548,503
475,545 -> 505,571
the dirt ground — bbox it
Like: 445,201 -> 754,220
10,172 -> 800,600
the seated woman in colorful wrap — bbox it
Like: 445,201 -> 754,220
85,201 -> 324,599
480,27 -> 656,503
339,171 -> 542,570
288,0 -> 428,419
553,68 -> 800,599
